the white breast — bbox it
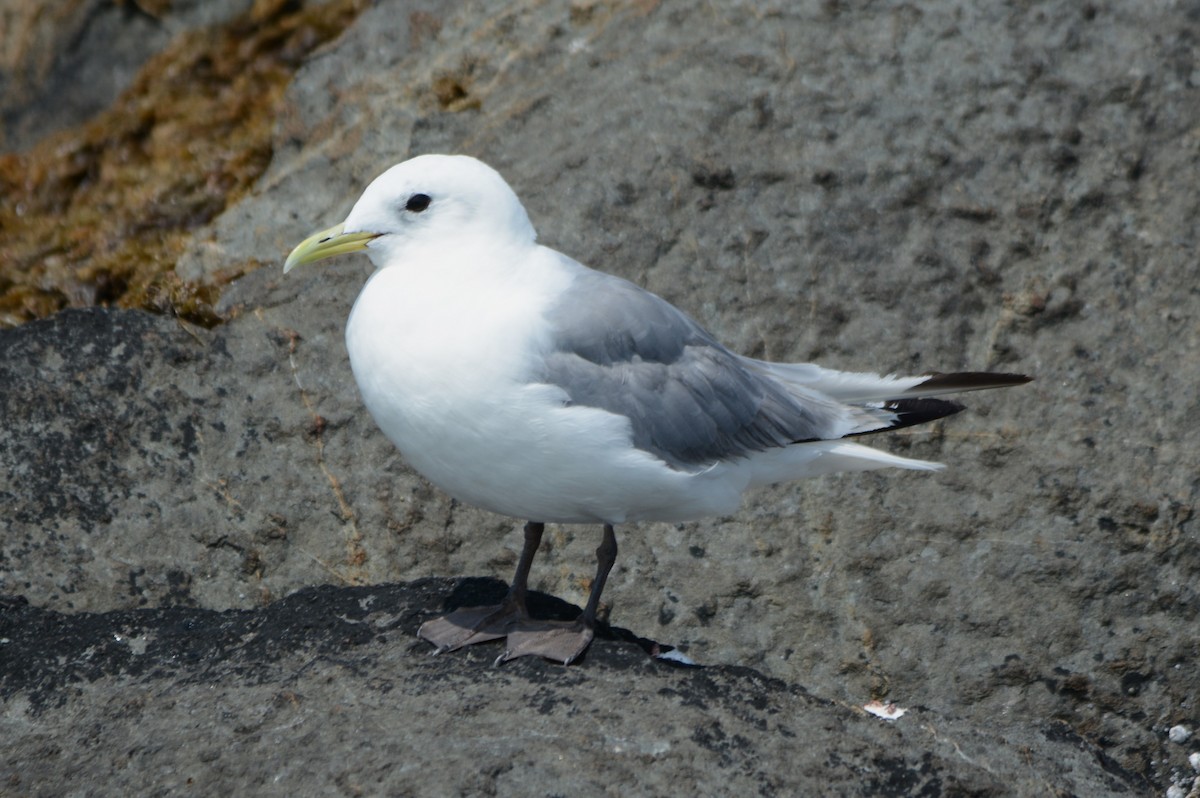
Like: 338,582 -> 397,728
343,245 -> 747,524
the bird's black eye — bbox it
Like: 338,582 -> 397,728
405,193 -> 432,213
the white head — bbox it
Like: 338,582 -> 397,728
284,154 -> 536,273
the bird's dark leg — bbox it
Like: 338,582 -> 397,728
579,524 -> 617,628
417,521 -> 545,653
498,524 -> 618,665
504,519 -> 544,616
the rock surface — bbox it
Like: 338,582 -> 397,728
3,1 -> 1198,795
0,582 -> 1149,795
0,0 -> 367,326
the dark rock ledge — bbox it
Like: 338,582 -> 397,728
0,579 -> 1148,797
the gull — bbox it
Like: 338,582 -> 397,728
284,154 -> 1030,665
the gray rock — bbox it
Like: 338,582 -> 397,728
0,582 -> 1149,796
3,0 -> 1198,793
0,0 -> 257,152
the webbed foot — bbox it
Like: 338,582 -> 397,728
417,603 -> 524,652
496,619 -> 594,665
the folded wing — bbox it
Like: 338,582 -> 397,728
539,263 -> 1030,471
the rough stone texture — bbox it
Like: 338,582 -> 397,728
3,1 -> 1198,795
0,0 -> 255,152
0,582 -> 1149,796
0,0 -> 370,326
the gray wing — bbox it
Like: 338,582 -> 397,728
539,268 -> 847,470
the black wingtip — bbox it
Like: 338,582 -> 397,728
846,397 -> 967,439
841,373 -> 1029,440
888,396 -> 966,427
918,371 -> 1033,393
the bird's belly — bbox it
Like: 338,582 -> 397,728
350,353 -> 745,523
344,267 -> 747,524
359,373 -> 738,523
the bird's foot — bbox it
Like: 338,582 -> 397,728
496,619 -> 594,666
417,604 -> 522,653
419,605 -> 595,665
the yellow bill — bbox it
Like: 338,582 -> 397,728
283,223 -> 380,273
